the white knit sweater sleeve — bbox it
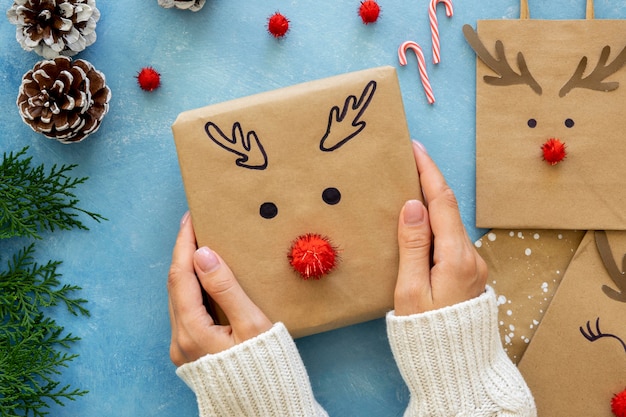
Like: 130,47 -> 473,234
176,322 -> 328,417
386,287 -> 537,417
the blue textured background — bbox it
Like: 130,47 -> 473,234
1,1 -> 625,416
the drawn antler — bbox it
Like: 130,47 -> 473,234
595,230 -> 626,303
205,121 -> 268,170
462,24 -> 542,95
559,45 -> 626,97
580,317 -> 626,353
319,80 -> 377,152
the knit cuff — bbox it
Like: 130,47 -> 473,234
176,322 -> 328,417
386,287 -> 536,416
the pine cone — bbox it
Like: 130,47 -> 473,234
157,0 -> 206,12
7,0 -> 100,59
17,56 -> 111,144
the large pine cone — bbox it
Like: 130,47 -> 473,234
17,56 -> 111,144
7,0 -> 100,58
157,0 -> 206,12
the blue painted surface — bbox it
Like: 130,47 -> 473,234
1,1 -> 625,415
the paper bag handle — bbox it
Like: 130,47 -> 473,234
520,0 -> 594,20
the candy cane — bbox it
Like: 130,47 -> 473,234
398,41 -> 435,104
429,0 -> 454,64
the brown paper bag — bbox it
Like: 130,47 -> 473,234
464,0 -> 626,230
172,66 -> 420,337
474,229 -> 584,363
518,230 -> 626,416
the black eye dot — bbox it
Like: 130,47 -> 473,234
322,187 -> 341,205
564,118 -> 575,128
259,202 -> 278,219
527,118 -> 537,128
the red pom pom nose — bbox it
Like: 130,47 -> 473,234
612,388 -> 626,417
541,138 -> 567,165
288,233 -> 338,280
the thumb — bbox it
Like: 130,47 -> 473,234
194,247 -> 271,332
394,199 -> 433,315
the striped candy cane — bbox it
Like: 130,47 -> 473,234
429,0 -> 454,64
398,41 -> 435,104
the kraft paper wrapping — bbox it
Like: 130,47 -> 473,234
465,19 -> 626,230
474,229 -> 584,363
172,66 -> 420,337
519,231 -> 626,416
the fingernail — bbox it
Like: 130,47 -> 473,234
180,211 -> 191,226
412,140 -> 427,154
195,247 -> 221,273
403,200 -> 425,226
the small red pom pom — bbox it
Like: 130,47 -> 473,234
267,12 -> 290,38
541,138 -> 567,165
359,0 -> 381,24
612,388 -> 626,417
288,233 -> 338,280
136,67 -> 161,91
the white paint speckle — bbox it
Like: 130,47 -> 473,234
509,231 -> 515,237
505,335 -> 511,344
506,309 -> 513,316
517,232 -> 524,239
541,282 -> 549,293
488,232 -> 497,242
533,233 -> 540,240
509,324 -> 515,331
525,248 -> 532,256
558,234 -> 563,239
474,240 -> 483,248
497,295 -> 507,305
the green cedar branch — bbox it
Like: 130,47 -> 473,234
0,147 -> 106,240
1,244 -> 90,416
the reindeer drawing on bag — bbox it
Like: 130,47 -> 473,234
463,24 -> 626,166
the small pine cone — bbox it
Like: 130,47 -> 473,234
157,0 -> 206,12
7,0 -> 100,59
17,56 -> 111,144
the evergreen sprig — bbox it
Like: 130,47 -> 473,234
0,147 -> 106,240
1,146 -> 102,416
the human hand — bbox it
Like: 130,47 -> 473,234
167,212 -> 273,366
394,141 -> 488,316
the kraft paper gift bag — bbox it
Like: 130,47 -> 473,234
518,230 -> 626,416
464,0 -> 626,230
474,229 -> 584,363
172,66 -> 420,337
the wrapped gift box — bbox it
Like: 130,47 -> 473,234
172,66 -> 420,337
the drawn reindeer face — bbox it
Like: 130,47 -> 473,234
173,67 -> 418,336
464,23 -> 626,166
464,20 -> 626,230
203,81 -> 377,280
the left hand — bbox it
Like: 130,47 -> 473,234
167,212 -> 273,366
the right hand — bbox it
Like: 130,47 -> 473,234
394,141 -> 488,316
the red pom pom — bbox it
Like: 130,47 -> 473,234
541,138 -> 567,165
136,67 -> 161,91
359,0 -> 381,24
612,388 -> 626,417
267,12 -> 289,38
288,233 -> 338,280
